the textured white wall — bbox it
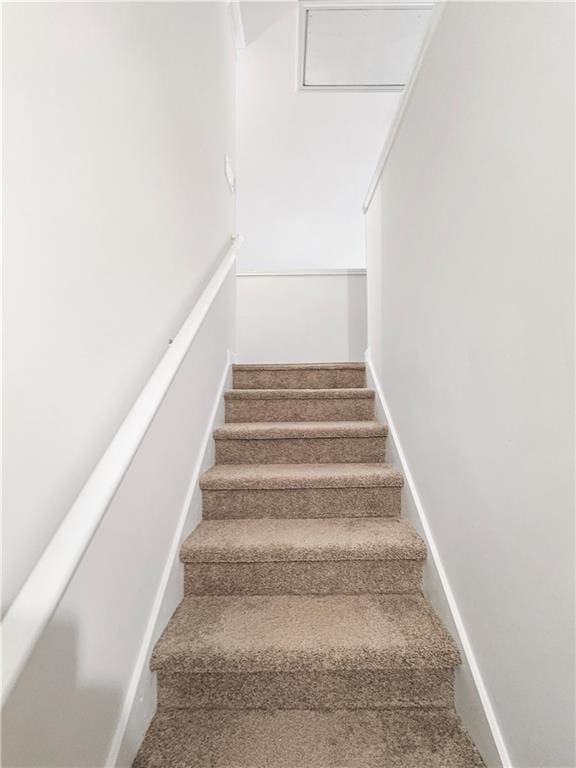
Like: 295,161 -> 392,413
365,4 -> 574,767
236,273 -> 367,363
2,2 -> 236,614
236,2 -> 400,271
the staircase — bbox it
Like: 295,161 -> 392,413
134,363 -> 485,767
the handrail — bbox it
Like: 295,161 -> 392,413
1,239 -> 238,705
362,2 -> 445,213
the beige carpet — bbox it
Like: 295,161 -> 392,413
134,710 -> 485,767
134,363 -> 486,767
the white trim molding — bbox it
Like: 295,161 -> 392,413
362,1 -> 446,212
1,240 -> 238,706
237,269 -> 367,277
365,352 -> 512,768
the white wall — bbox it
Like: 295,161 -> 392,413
365,4 -> 574,767
2,265 -> 236,767
236,272 -> 366,363
2,2 -> 236,615
236,2 -> 400,271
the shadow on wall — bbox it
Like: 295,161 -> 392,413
240,1 -> 293,46
2,619 -> 122,767
347,274 -> 367,362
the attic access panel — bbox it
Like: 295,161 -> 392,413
300,3 -> 432,91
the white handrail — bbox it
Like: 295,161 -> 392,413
362,1 -> 445,213
1,239 -> 238,705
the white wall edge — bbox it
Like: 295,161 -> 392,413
229,0 -> 246,52
237,269 -> 367,277
362,1 -> 446,213
107,351 -> 232,767
1,240 -> 238,706
365,351 -> 512,768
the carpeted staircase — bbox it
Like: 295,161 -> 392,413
134,363 -> 486,767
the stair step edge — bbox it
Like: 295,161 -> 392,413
181,519 -> 426,562
214,421 -> 387,440
200,463 -> 404,490
225,388 -> 374,400
181,547 -> 427,563
151,594 -> 461,673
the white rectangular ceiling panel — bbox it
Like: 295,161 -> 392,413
302,5 -> 432,90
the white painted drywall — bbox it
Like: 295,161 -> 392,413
365,357 -> 503,768
236,2 -> 400,271
2,266 -> 236,768
236,273 -> 367,363
2,2 -> 236,614
365,4 -> 574,767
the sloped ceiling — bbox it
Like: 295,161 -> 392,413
239,2 -> 294,47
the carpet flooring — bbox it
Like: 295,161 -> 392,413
134,362 -> 486,767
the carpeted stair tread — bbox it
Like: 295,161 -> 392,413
214,422 -> 387,464
181,517 -> 426,563
213,420 -> 386,440
233,362 -> 366,390
151,593 -> 460,674
225,388 -> 374,400
134,708 -> 485,768
225,388 -> 376,423
200,462 -> 404,490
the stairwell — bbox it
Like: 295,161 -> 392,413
134,363 -> 485,767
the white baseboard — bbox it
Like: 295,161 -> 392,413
365,352 -> 511,768
107,353 -> 233,768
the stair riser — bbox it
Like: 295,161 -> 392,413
156,669 -> 454,710
215,436 -> 387,464
184,560 -> 423,595
233,369 -> 366,390
225,397 -> 374,422
202,487 -> 402,519
135,710 -> 486,768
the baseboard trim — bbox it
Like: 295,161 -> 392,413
107,352 -> 233,767
365,352 -> 511,768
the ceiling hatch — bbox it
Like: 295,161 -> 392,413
299,3 -> 432,91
